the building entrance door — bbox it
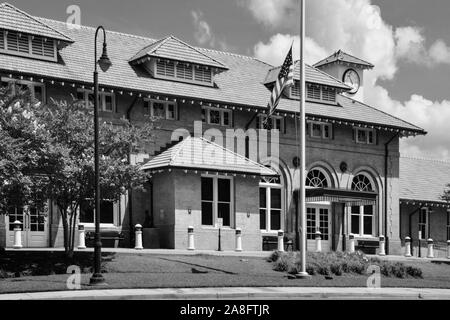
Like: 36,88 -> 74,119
6,207 -> 47,247
306,204 -> 332,252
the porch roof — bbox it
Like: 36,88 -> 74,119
303,187 -> 377,206
140,136 -> 278,176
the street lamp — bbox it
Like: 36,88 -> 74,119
89,26 -> 111,286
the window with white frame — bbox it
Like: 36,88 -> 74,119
354,127 -> 376,145
289,80 -> 300,98
1,78 -> 46,103
202,107 -> 232,127
201,176 -> 233,227
256,114 -> 284,132
0,30 -> 57,62
76,89 -> 116,112
418,207 -> 429,240
349,174 -> 376,237
260,175 -> 283,232
145,99 -> 178,120
308,121 -> 332,139
80,200 -> 117,226
306,207 -> 330,240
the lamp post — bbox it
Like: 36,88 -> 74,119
89,26 -> 112,286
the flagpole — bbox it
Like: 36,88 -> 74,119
297,0 -> 309,278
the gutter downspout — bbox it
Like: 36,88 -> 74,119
384,132 -> 399,255
126,97 -> 139,247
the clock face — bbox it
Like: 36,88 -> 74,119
343,69 -> 360,94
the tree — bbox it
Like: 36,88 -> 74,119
442,184 -> 450,203
0,84 -> 50,214
38,98 -> 154,256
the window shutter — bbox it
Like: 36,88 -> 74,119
283,117 -> 287,134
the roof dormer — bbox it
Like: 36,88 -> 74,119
0,3 -> 73,62
129,35 -> 227,87
263,60 -> 350,105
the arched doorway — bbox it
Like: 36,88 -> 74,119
305,168 -> 332,252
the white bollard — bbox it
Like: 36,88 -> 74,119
13,220 -> 22,249
405,236 -> 412,257
315,231 -> 322,252
427,238 -> 434,258
235,228 -> 242,252
77,224 -> 86,249
277,230 -> 284,252
134,224 -> 143,250
349,234 -> 355,253
187,226 -> 195,250
447,240 -> 450,259
379,235 -> 386,256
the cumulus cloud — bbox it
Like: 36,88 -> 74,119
245,0 -> 450,160
240,0 -> 300,29
253,34 -> 327,66
191,10 -> 215,47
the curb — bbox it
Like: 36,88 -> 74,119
2,287 -> 450,300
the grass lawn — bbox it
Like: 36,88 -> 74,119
1,251 -> 450,294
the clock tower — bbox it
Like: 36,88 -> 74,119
313,50 -> 374,103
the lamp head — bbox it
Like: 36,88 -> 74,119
98,42 -> 112,72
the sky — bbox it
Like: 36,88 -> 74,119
6,0 -> 450,160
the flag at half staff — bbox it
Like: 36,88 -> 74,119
266,44 -> 295,118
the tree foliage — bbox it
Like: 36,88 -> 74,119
0,84 -> 155,255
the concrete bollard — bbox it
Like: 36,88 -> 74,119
427,238 -> 434,258
379,235 -> 386,256
405,237 -> 412,257
13,220 -> 22,249
188,226 -> 195,250
447,240 -> 450,259
349,234 -> 355,253
315,231 -> 322,252
134,224 -> 143,250
235,228 -> 242,252
77,224 -> 86,249
277,230 -> 284,252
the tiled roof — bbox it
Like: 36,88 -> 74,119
129,35 -> 227,69
314,50 -> 374,69
0,5 -> 424,133
0,3 -> 72,42
400,157 -> 450,203
140,136 -> 278,176
264,60 -> 350,90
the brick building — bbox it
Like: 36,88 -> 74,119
0,3 -> 444,256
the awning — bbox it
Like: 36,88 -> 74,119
295,188 -> 378,206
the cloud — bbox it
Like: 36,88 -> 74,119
254,34 -> 327,66
240,0 -> 300,29
246,0 -> 450,160
191,10 -> 215,47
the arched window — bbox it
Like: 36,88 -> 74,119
350,173 -> 376,237
351,174 -> 373,192
306,169 -> 329,188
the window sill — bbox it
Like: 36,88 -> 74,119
80,223 -> 118,230
201,225 -> 233,230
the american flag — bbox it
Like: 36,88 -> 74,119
267,45 -> 295,117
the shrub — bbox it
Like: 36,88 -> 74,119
267,250 -> 283,263
273,253 -> 295,272
406,266 -> 423,278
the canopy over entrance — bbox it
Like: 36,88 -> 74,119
294,187 -> 377,206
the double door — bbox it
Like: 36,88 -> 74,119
6,207 -> 47,247
306,205 -> 331,252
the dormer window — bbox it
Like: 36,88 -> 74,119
151,59 -> 213,85
129,36 -> 227,87
0,30 -> 57,62
306,84 -> 336,104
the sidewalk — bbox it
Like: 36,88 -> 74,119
5,247 -> 271,258
1,287 -> 450,300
